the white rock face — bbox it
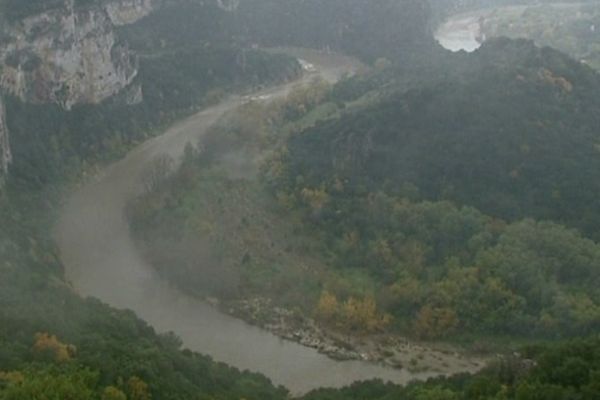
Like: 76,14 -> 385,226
0,96 -> 11,179
105,0 -> 154,26
0,0 -> 155,179
0,0 -> 153,109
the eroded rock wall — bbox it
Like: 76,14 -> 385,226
0,0 -> 155,180
0,0 -> 153,109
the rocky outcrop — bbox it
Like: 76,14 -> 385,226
0,0 -> 155,181
0,0 -> 153,109
105,0 -> 155,26
0,96 -> 11,180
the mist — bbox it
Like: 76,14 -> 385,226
1,0 -> 600,399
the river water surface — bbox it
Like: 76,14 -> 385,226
55,36 -> 493,394
55,49 -> 456,394
435,12 -> 484,52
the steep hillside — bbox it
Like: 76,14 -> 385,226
283,39 -> 600,238
122,0 -> 433,63
0,0 -> 157,183
253,39 -> 600,339
128,39 -> 600,342
233,0 -> 433,62
0,0 -> 302,186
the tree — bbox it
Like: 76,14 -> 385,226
414,387 -> 459,400
0,368 -> 98,400
341,295 -> 391,333
102,386 -> 128,400
32,333 -> 75,363
300,187 -> 329,211
127,376 -> 151,400
414,305 -> 458,339
140,155 -> 174,194
315,290 -> 339,322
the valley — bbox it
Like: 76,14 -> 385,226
56,47 -> 487,393
2,1 -> 600,399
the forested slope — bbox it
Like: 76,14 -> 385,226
282,39 -> 600,236
262,39 -> 600,339
125,32 -> 600,397
129,37 -> 600,342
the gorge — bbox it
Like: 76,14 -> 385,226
2,1 -> 600,399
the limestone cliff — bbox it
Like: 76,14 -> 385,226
0,0 -> 155,180
105,0 -> 155,26
0,0 -> 154,109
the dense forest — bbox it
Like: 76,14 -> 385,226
130,37 -> 600,343
266,38 -> 600,338
281,39 -> 600,235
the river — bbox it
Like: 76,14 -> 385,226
434,11 -> 485,52
55,49 -> 456,394
434,2 -> 593,53
57,6 -> 594,392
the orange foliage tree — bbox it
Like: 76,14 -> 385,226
414,305 -> 459,340
127,376 -> 151,400
32,332 -> 76,363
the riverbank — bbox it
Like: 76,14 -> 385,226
58,49 -> 464,393
218,296 -> 486,376
124,46 -> 489,381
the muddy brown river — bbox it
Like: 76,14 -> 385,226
55,49 -> 474,394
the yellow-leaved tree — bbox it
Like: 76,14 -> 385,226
413,305 -> 458,340
102,386 -> 128,400
315,290 -> 391,334
315,290 -> 339,321
127,376 -> 151,400
32,332 -> 76,362
341,295 -> 391,333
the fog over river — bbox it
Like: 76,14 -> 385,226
56,46 -> 471,394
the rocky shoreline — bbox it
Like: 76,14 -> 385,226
215,297 -> 487,375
